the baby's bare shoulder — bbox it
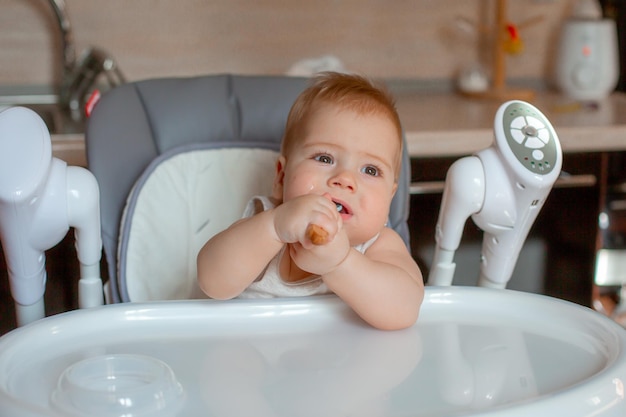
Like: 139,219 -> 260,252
367,227 -> 410,254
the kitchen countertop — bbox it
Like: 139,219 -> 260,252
51,133 -> 85,167
395,90 -> 626,158
51,90 -> 626,166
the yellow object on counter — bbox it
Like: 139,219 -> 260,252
503,23 -> 524,54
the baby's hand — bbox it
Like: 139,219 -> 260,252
272,194 -> 340,246
291,223 -> 351,276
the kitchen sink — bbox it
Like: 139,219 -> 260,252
0,88 -> 85,135
5,103 -> 84,135
0,88 -> 88,166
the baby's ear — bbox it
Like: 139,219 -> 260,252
271,156 -> 286,201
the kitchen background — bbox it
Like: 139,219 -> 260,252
1,0 -> 573,87
1,0 -> 625,334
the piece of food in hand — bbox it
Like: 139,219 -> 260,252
307,224 -> 329,245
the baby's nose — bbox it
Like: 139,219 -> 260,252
329,170 -> 356,191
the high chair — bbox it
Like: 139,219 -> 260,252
85,74 -> 412,303
1,75 -> 626,417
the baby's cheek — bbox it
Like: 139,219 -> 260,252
284,176 -> 318,201
351,200 -> 391,242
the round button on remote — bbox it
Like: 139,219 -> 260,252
501,101 -> 559,176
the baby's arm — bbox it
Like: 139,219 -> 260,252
320,228 -> 424,330
197,209 -> 284,299
197,194 -> 341,299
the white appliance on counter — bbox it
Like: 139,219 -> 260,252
555,0 -> 620,101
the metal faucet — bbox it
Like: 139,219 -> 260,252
47,0 -> 125,121
47,0 -> 76,78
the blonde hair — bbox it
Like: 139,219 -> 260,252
281,72 -> 403,178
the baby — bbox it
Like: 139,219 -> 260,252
197,72 -> 424,330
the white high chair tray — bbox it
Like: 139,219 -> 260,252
0,287 -> 625,417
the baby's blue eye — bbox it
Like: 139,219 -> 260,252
362,165 -> 379,176
314,154 -> 333,164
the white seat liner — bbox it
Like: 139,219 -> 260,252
119,144 -> 278,302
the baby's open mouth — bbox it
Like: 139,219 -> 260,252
334,200 -> 350,215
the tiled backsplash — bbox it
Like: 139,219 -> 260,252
1,0 -> 568,86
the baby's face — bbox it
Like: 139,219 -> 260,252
275,105 -> 400,246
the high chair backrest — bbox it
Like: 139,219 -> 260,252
86,74 -> 411,303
